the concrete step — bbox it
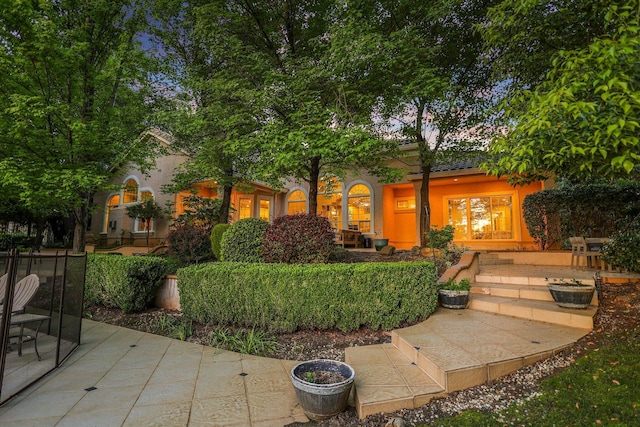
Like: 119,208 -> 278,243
478,253 -> 514,266
468,294 -> 596,329
346,309 -> 591,419
474,272 -> 595,287
471,283 -> 555,302
345,343 -> 445,419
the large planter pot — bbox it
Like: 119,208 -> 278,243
373,238 -> 389,251
438,289 -> 469,309
291,359 -> 355,421
547,283 -> 595,309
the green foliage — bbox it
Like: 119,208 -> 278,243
484,2 -> 640,183
166,224 -> 213,265
172,195 -> 224,232
0,0 -> 161,251
426,225 -> 455,250
207,327 -> 277,356
262,214 -> 335,264
602,215 -> 640,273
439,278 -> 471,291
177,262 -> 438,333
523,180 -> 640,249
220,218 -> 269,262
210,223 -> 231,261
85,254 -> 169,313
126,199 -> 165,247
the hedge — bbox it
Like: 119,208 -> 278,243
85,254 -> 170,313
177,261 -> 437,333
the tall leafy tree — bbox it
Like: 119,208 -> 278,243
157,0 -> 400,215
332,0 -> 498,246
150,0 -> 265,224
482,1 -> 640,183
0,0 -> 160,252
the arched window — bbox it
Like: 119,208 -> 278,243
287,189 -> 307,214
104,194 -> 120,232
317,177 -> 342,230
140,190 -> 153,202
347,184 -> 371,232
123,179 -> 138,203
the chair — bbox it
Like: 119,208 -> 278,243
0,274 -> 40,315
570,237 -> 601,269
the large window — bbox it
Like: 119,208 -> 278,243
238,197 -> 252,219
287,190 -> 307,214
448,195 -> 513,240
123,179 -> 138,203
259,199 -> 271,222
317,178 -> 342,230
104,194 -> 120,232
347,184 -> 371,232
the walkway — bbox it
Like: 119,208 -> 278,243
0,259 -> 612,426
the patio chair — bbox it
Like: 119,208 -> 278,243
570,237 -> 601,269
0,274 -> 40,315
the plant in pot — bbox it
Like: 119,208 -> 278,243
546,278 -> 596,309
438,277 -> 471,309
290,359 -> 355,421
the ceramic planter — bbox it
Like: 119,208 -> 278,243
290,359 -> 355,421
373,238 -> 389,251
547,283 -> 595,309
438,289 -> 469,309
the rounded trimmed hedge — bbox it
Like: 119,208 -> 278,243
220,218 -> 269,262
177,261 -> 438,332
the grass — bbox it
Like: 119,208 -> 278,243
207,326 -> 277,356
423,330 -> 640,426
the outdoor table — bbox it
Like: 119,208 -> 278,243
9,313 -> 51,360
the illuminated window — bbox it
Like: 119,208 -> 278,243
104,194 -> 120,232
123,179 -> 138,203
317,178 -> 342,230
287,190 -> 307,214
259,199 -> 271,222
347,184 -> 371,232
239,198 -> 252,219
447,195 -> 513,240
140,191 -> 153,202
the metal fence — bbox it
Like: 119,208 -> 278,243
0,250 -> 86,405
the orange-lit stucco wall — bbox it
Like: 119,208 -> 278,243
383,174 -> 544,250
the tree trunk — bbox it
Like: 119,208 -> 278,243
218,183 -> 233,224
72,203 -> 88,253
419,164 -> 432,247
308,156 -> 321,214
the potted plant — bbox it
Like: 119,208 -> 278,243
290,359 -> 355,421
438,277 -> 471,309
373,231 -> 389,251
546,278 -> 595,309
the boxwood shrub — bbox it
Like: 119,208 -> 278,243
220,218 -> 269,262
85,254 -> 170,313
262,214 -> 335,263
177,261 -> 437,332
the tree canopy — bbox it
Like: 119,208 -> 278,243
483,1 -> 640,184
0,0 -> 161,251
332,0 -> 498,245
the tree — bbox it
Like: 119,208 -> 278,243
157,0 -> 401,215
332,0 -> 497,246
126,199 -> 165,248
150,0 -> 266,224
482,2 -> 640,183
0,0 -> 161,252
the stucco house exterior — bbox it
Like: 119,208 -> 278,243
89,130 -> 547,250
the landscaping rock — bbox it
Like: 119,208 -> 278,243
380,245 -> 396,255
385,417 -> 407,427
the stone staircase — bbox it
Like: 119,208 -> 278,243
345,252 -> 597,418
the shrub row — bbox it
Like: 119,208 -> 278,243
177,261 -> 438,333
85,254 -> 170,313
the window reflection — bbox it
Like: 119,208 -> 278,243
317,177 -> 342,230
448,196 -> 513,240
347,184 -> 370,232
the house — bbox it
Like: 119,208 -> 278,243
89,130 -> 547,250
